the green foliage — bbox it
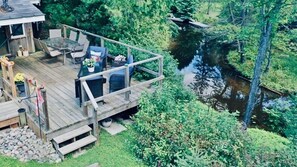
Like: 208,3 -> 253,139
173,0 -> 200,20
247,128 -> 290,152
0,131 -> 145,167
131,80 -> 249,166
263,95 -> 297,143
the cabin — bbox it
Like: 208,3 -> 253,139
0,0 -> 44,56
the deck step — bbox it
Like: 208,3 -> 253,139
52,125 -> 92,144
58,135 -> 97,156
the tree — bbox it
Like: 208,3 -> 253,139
244,0 -> 285,127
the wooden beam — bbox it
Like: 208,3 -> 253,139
80,56 -> 161,81
124,65 -> 129,100
84,75 -> 164,106
82,81 -> 99,110
62,24 -> 163,57
41,88 -> 50,131
136,66 -> 159,76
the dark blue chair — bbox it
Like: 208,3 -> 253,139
109,55 -> 134,93
86,46 -> 108,69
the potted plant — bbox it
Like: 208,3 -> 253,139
14,73 -> 25,96
83,58 -> 96,72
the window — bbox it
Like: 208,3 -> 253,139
9,24 -> 25,39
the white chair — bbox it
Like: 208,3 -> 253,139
34,38 -> 54,51
73,32 -> 87,51
71,40 -> 90,64
40,40 -> 62,57
49,29 -> 62,39
69,30 -> 77,41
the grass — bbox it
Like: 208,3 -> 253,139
0,130 -> 145,167
248,128 -> 290,152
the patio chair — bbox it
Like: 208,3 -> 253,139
109,55 -> 134,93
49,29 -> 62,39
72,32 -> 87,51
69,30 -> 77,41
34,38 -> 54,51
70,40 -> 90,64
85,46 -> 108,69
40,40 -> 62,57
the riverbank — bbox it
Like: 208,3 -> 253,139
227,51 -> 297,94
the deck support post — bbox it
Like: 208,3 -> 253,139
80,81 -> 88,117
92,109 -> 98,138
124,65 -> 130,101
41,88 -> 50,131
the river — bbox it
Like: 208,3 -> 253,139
170,27 -> 279,128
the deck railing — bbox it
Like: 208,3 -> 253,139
62,24 -> 164,136
0,57 -> 17,100
23,76 -> 50,131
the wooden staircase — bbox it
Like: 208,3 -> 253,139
52,125 -> 97,159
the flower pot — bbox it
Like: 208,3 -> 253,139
101,118 -> 112,127
23,50 -> 29,57
88,66 -> 95,72
15,82 -> 26,97
17,50 -> 23,57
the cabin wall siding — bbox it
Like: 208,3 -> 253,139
8,23 -> 35,56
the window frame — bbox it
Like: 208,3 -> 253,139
9,24 -> 26,39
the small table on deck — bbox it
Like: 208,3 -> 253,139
43,37 -> 79,65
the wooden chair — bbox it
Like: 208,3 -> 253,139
69,30 -> 77,41
49,29 -> 62,39
71,40 -> 90,64
40,40 -> 62,57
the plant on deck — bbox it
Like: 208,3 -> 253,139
83,58 -> 95,68
14,73 -> 25,84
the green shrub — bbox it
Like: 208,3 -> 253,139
262,95 -> 297,142
131,80 -> 248,166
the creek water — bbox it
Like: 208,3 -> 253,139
170,27 -> 279,127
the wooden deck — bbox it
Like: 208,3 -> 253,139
0,100 -> 20,128
13,52 -> 153,140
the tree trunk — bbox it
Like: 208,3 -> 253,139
243,20 -> 272,127
264,38 -> 272,73
244,1 -> 283,127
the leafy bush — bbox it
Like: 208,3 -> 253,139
131,80 -> 297,166
131,80 -> 249,166
262,95 -> 297,142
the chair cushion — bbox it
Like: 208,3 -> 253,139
50,50 -> 62,57
71,52 -> 85,58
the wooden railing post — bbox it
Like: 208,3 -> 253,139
100,38 -> 104,47
127,47 -> 131,56
41,88 -> 50,131
63,25 -> 67,38
158,56 -> 163,86
7,64 -> 17,98
80,80 -> 88,117
124,65 -> 130,100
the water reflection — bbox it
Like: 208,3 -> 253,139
172,27 -> 278,127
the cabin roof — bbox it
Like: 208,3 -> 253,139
0,0 -> 45,26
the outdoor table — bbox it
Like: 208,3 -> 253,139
43,37 -> 79,65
